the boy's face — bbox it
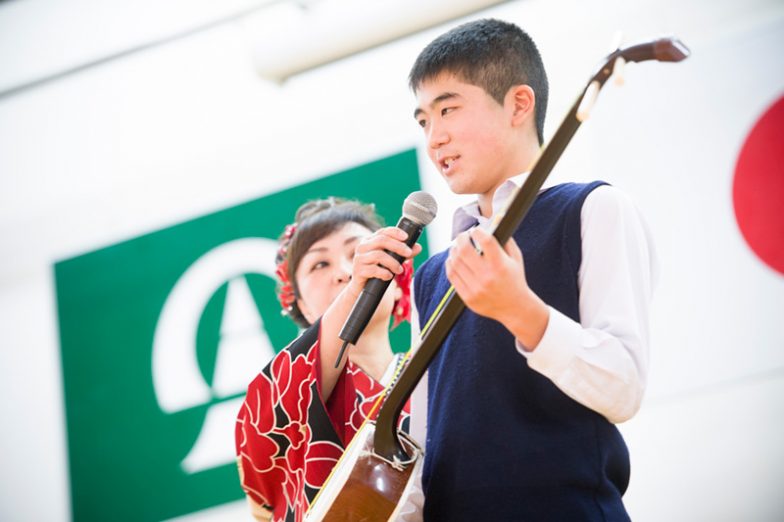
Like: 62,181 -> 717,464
414,73 -> 519,199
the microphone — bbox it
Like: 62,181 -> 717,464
334,191 -> 438,367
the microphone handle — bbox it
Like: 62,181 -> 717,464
338,216 -> 423,346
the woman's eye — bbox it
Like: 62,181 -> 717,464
310,261 -> 328,272
441,107 -> 454,116
417,118 -> 427,128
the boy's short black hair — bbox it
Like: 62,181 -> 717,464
409,18 -> 549,144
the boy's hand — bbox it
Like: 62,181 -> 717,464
445,227 -> 549,350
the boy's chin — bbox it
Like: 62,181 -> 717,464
443,176 -> 471,194
447,180 -> 479,196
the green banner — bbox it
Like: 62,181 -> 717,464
55,150 -> 424,521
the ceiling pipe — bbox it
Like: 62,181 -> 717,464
241,0 -> 511,82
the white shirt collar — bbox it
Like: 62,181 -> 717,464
451,172 -> 530,238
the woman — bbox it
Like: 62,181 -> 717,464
235,198 -> 420,522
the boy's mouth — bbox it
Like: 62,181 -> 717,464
439,155 -> 460,174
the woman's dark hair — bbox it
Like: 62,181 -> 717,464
409,18 -> 549,145
277,198 -> 383,328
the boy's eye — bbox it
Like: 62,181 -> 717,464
417,118 -> 427,128
441,107 -> 454,116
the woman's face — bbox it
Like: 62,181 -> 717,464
294,221 -> 398,325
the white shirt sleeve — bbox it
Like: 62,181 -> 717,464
517,184 -> 658,423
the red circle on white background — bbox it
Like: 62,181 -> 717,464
733,95 -> 784,275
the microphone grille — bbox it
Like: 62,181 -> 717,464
402,191 -> 438,226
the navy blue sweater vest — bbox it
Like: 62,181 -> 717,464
414,182 -> 630,521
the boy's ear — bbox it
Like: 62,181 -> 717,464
509,84 -> 536,127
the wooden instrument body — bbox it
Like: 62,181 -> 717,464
305,422 -> 423,521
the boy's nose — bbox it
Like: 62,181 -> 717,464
428,122 -> 449,149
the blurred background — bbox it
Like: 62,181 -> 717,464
1,0 -> 782,520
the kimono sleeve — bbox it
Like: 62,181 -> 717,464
235,321 -> 344,521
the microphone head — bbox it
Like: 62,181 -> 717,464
402,191 -> 438,226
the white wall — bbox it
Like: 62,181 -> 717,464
1,0 -> 782,520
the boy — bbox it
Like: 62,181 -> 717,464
393,18 -> 656,520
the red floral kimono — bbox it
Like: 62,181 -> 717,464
235,321 -> 410,522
